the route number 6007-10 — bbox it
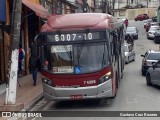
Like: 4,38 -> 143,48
54,33 -> 93,41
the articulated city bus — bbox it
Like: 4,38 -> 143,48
35,13 -> 125,101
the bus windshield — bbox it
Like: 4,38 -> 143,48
41,42 -> 110,74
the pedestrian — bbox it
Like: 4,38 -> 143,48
125,18 -> 128,28
18,44 -> 25,77
29,55 -> 40,86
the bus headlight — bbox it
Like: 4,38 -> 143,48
42,77 -> 52,86
99,72 -> 111,84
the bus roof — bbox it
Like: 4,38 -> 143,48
41,13 -> 123,32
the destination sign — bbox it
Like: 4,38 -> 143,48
47,32 -> 102,42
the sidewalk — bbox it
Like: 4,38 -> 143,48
0,73 -> 43,112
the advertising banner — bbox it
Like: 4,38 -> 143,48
0,0 -> 6,22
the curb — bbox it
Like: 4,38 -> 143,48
6,94 -> 44,120
21,93 -> 44,112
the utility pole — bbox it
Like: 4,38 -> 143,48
24,6 -> 29,75
4,0 -> 10,84
5,0 -> 22,105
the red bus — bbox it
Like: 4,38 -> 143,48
35,13 -> 125,101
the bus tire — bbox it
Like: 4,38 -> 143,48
112,74 -> 119,98
116,75 -> 119,88
112,90 -> 117,98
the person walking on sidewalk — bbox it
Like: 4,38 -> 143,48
18,44 -> 25,77
29,55 -> 40,86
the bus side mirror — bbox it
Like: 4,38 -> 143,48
34,35 -> 39,42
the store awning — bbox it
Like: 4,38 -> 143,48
0,0 -> 6,22
22,0 -> 51,18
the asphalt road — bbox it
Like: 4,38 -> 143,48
28,20 -> 160,120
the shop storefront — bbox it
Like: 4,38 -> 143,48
0,0 -> 6,83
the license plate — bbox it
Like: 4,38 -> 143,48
71,95 -> 83,100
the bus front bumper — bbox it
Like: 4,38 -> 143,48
43,79 -> 113,101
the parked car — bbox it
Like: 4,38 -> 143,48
125,27 -> 139,39
147,26 -> 159,39
135,14 -> 149,21
146,61 -> 160,86
154,30 -> 160,44
145,22 -> 159,32
143,19 -> 152,28
141,50 -> 160,76
124,43 -> 135,64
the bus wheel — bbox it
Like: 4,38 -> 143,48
112,75 -> 118,98
116,74 -> 119,88
112,90 -> 117,98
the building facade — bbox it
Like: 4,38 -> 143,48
0,0 -> 95,84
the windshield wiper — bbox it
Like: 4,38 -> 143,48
77,44 -> 84,64
76,29 -> 89,67
63,45 -> 73,67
